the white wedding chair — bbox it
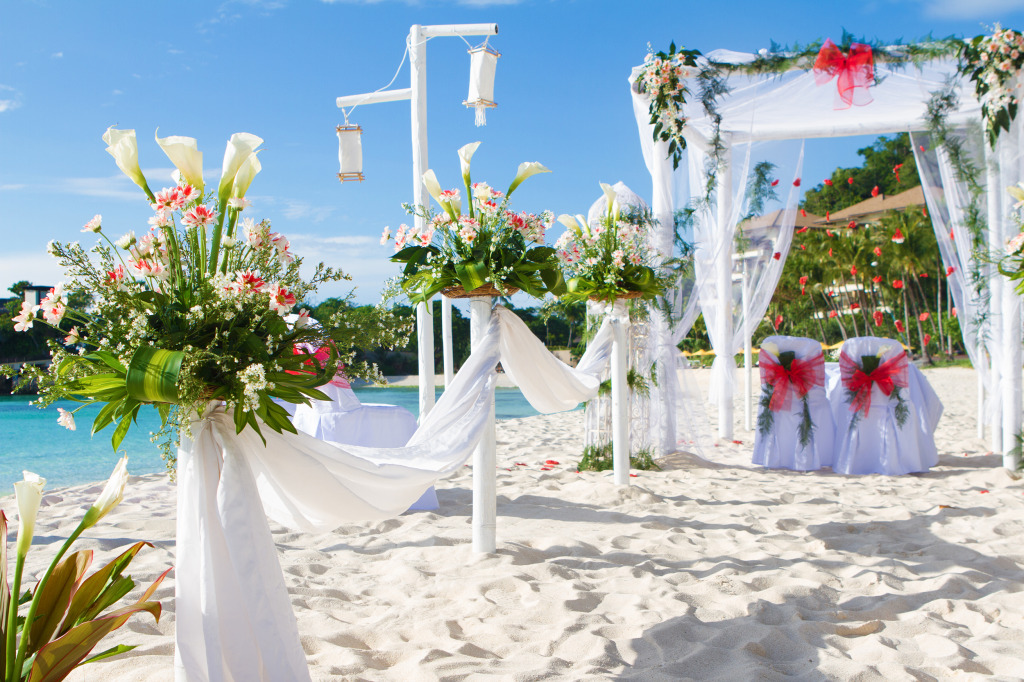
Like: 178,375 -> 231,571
287,382 -> 438,510
752,335 -> 835,471
828,336 -> 942,476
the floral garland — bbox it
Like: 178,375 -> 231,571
961,25 -> 1024,146
634,42 -> 701,170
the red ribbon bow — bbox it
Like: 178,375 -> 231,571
813,39 -> 875,109
759,351 -> 825,412
288,343 -> 351,388
838,349 -> 908,416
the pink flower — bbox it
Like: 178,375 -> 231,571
918,312 -> 930,322
459,225 -> 478,244
233,270 -> 266,293
12,301 -> 35,332
828,310 -> 838,319
105,264 -> 129,290
65,326 -> 83,344
628,252 -> 642,265
394,224 -> 408,250
182,205 -> 216,228
153,186 -> 185,212
271,234 -> 294,263
266,282 -> 296,315
612,249 -> 625,268
294,308 -> 311,328
177,183 -> 199,204
1007,232 -> 1024,254
57,408 -> 76,431
41,299 -> 66,324
380,226 -> 392,245
81,214 -> 102,233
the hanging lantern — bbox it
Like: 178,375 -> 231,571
464,45 -> 500,127
336,123 -> 364,182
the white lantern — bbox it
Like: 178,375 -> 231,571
464,45 -> 500,127
336,123 -> 364,182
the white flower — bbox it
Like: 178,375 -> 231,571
116,231 -> 136,249
14,471 -> 45,556
82,456 -> 128,528
227,197 -> 252,211
57,407 -> 76,431
155,130 -> 204,193
506,161 -> 550,197
102,127 -> 152,198
458,141 -> 481,188
12,301 -> 35,332
294,308 -> 311,328
82,214 -> 102,233
222,236 -> 237,248
230,153 -> 261,201
217,132 -> 263,204
380,226 -> 392,245
65,326 -> 83,344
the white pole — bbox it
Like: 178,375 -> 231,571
410,24 -> 435,419
998,151 -> 1023,469
610,300 -> 630,485
469,296 -> 497,552
742,260 -> 752,431
986,153 -> 1003,453
978,339 -> 986,440
442,297 -> 454,388
715,143 -> 735,441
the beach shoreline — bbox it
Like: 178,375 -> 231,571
5,365 -> 1023,681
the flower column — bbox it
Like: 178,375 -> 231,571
470,295 -> 498,552
610,300 -> 631,485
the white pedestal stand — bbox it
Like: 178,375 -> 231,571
469,296 -> 497,552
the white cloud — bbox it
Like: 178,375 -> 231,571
918,0 -> 1024,19
0,251 -> 67,290
51,51 -> 63,59
0,184 -> 26,191
112,89 -> 123,95
281,201 -> 336,223
286,233 -> 397,303
0,84 -> 22,113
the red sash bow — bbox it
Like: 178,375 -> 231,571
759,351 -> 824,411
839,349 -> 908,416
813,39 -> 875,109
288,343 -> 351,388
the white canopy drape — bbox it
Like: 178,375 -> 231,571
631,48 -> 1022,450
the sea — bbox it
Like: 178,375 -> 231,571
0,387 -> 543,492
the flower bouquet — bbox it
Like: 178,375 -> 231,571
9,127 -> 406,461
961,24 -> 1024,145
384,142 -> 565,302
554,183 -> 666,303
1000,182 -> 1024,292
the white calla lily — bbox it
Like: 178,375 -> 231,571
217,132 -> 263,205
102,127 -> 153,199
557,214 -> 580,230
231,152 -> 262,200
155,129 -> 204,193
422,169 -> 444,205
14,471 -> 45,556
600,182 -> 620,222
760,341 -> 779,358
458,141 -> 481,187
506,161 -> 551,197
82,456 -> 128,528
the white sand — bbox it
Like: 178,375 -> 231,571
5,366 -> 1024,681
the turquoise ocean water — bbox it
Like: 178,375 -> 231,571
0,387 -> 542,491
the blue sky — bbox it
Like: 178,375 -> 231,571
3,0 -> 1024,305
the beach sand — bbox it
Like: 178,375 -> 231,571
5,365 -> 1023,681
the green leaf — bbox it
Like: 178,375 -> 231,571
454,261 -> 488,291
27,568 -> 170,682
82,351 -> 127,375
110,413 -> 133,451
61,542 -> 151,634
81,644 -> 136,665
26,551 -> 93,656
91,399 -> 123,435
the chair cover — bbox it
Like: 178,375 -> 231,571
290,383 -> 437,510
828,337 -> 943,475
752,335 -> 834,471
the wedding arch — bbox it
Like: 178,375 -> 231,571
629,32 -> 1024,468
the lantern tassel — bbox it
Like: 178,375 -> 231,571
475,104 -> 487,127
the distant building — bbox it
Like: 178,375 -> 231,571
21,284 -> 53,307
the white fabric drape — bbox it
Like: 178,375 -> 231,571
173,306 -> 614,681
910,129 -> 994,418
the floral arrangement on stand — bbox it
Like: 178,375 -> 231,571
554,183 -> 667,303
384,142 -> 565,302
7,127 -> 406,465
999,182 -> 1024,290
3,459 -> 171,681
962,24 -> 1024,145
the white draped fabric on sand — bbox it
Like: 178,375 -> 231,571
172,306 -> 613,681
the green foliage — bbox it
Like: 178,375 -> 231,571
577,443 -> 661,472
800,134 -> 918,216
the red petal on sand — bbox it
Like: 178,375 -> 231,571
545,459 -> 559,465
515,462 -> 527,466
980,489 -> 990,494
732,440 -> 743,444
629,474 -> 638,477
